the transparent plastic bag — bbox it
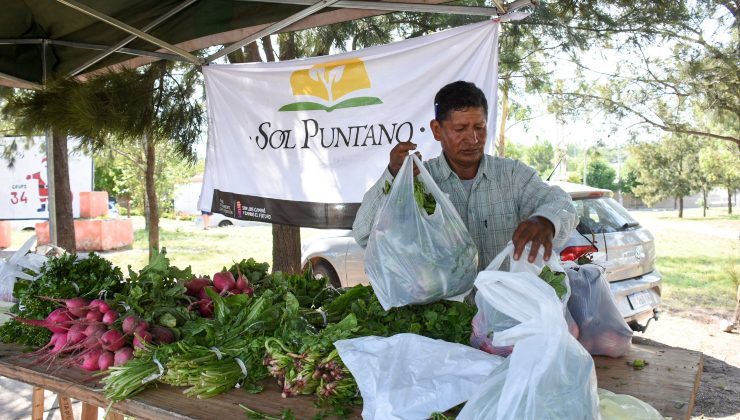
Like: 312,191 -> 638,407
364,154 -> 478,310
598,388 -> 663,419
470,243 -> 570,356
459,245 -> 599,420
334,333 -> 503,420
565,264 -> 633,357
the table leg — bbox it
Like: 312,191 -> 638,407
107,411 -> 124,420
31,387 -> 44,420
58,396 -> 75,420
81,402 -> 98,420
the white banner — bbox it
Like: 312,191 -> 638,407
201,20 -> 500,228
0,137 -> 93,220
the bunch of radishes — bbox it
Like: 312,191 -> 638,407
14,297 -> 176,372
185,270 -> 254,317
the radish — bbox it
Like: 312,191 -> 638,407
66,324 -> 87,346
79,349 -> 102,371
86,310 -> 103,323
114,347 -> 134,366
89,299 -> 110,314
13,308 -> 72,334
122,315 -> 141,334
84,324 -> 106,338
185,277 -> 212,297
235,274 -> 249,291
102,310 -> 119,325
151,325 -> 176,344
242,286 -> 254,297
198,300 -> 213,318
64,297 -> 90,318
133,331 -> 152,349
212,271 -> 235,293
100,329 -> 125,352
198,286 -> 216,301
98,351 -> 115,371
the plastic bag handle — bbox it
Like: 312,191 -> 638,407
485,242 -> 516,272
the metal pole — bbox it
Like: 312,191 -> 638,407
55,0 -> 203,65
234,0 -> 502,16
206,0 -> 343,62
42,40 -> 57,246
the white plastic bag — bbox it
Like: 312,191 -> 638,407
566,264 -> 633,357
459,245 -> 599,420
364,154 -> 478,310
0,236 -> 46,301
598,388 -> 663,419
470,243 -> 570,356
334,333 -> 503,420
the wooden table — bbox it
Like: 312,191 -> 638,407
0,337 -> 702,420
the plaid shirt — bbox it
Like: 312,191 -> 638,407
352,154 -> 578,270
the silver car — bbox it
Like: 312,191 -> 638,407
301,181 -> 661,331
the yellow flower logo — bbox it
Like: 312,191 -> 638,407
279,58 -> 382,112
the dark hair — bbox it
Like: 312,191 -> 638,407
433,81 -> 488,122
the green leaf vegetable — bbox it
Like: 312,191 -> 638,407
538,266 -> 568,299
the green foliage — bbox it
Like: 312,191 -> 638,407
523,138 -> 554,176
629,135 -> 702,207
699,141 -> 740,212
504,141 -> 526,161
585,159 -> 617,191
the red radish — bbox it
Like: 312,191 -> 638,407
100,329 -> 125,352
198,286 -> 216,301
122,316 -> 141,334
63,297 -> 90,318
84,324 -> 106,338
235,273 -> 249,291
185,277 -> 212,297
242,286 -> 254,297
102,311 -> 119,325
114,347 -> 134,366
151,325 -> 175,344
212,271 -> 236,293
228,285 -> 241,295
133,331 -> 152,349
13,308 -> 72,334
86,310 -> 103,322
66,324 -> 87,346
89,299 -> 110,314
79,348 -> 102,371
198,300 -> 214,318
98,351 -> 115,371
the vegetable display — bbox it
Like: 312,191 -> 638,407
384,178 -> 437,215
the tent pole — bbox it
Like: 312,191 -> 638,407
234,0 -> 533,16
206,0 -> 343,63
54,0 -> 204,65
42,40 -> 58,247
51,40 -> 189,62
0,71 -> 42,90
68,0 -> 199,77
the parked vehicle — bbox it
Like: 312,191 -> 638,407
195,213 -> 257,228
301,182 -> 661,332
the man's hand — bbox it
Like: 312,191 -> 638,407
512,216 -> 556,262
389,142 -> 421,177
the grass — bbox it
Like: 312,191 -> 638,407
6,206 -> 739,314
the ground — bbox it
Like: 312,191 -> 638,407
642,310 -> 740,419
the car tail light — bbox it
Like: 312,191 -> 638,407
560,245 -> 598,261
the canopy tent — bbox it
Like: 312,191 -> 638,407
0,0 -> 532,243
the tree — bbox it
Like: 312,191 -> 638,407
3,84 -> 79,251
585,159 -> 617,191
548,1 -> 739,148
699,141 -> 740,215
630,134 -> 702,217
523,138 -> 554,177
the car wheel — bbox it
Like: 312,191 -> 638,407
311,260 -> 341,289
217,220 -> 233,227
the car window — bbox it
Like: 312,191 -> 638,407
573,197 -> 639,234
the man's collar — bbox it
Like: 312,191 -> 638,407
439,152 -> 491,181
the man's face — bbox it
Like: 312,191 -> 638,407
431,106 -> 487,173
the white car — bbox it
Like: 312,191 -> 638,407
196,213 -> 259,228
301,182 -> 662,332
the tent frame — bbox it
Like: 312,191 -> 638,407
1,0 -> 533,245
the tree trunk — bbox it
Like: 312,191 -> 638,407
678,196 -> 684,218
262,36 -> 276,62
729,188 -> 733,215
52,130 -> 76,251
496,83 -> 509,158
144,133 -> 159,261
702,187 -> 708,217
272,224 -> 301,274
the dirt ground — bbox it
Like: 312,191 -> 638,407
640,308 -> 740,419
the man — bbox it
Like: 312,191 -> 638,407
352,81 -> 577,269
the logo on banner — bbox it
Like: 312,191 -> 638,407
279,58 -> 382,112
